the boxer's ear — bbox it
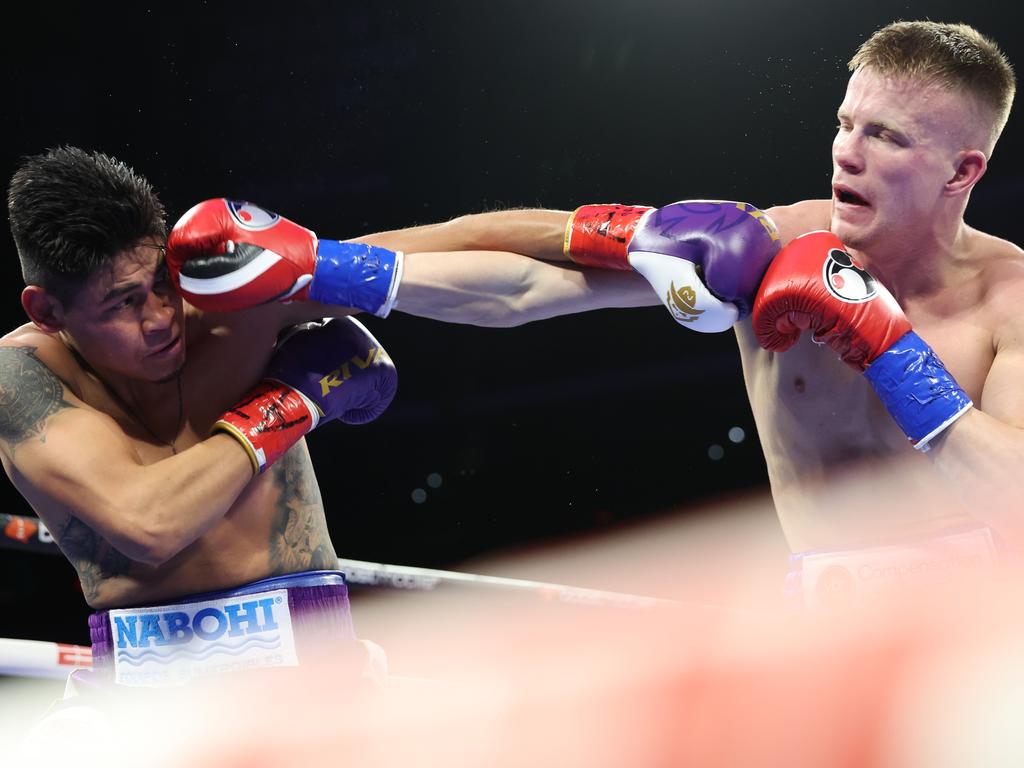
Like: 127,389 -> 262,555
22,286 -> 66,333
945,150 -> 987,197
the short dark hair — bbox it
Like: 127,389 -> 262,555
7,146 -> 167,305
849,21 -> 1016,154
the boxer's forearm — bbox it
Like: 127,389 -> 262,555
395,250 -> 658,327
101,434 -> 254,565
928,410 -> 1024,538
348,210 -> 571,263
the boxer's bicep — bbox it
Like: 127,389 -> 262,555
6,402 -> 150,551
347,209 -> 570,262
978,317 -> 1024,429
0,347 -> 149,553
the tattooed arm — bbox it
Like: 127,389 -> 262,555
267,441 -> 336,575
0,345 -> 253,566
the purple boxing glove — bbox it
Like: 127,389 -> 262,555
267,317 -> 397,425
627,201 -> 781,332
214,316 -> 397,474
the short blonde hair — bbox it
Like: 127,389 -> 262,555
849,21 -> 1016,154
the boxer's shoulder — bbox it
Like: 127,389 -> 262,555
969,232 -> 1024,348
958,230 -> 1024,309
974,230 -> 1024,282
0,324 -> 84,395
763,199 -> 831,246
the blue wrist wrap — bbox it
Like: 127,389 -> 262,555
308,240 -> 402,317
863,331 -> 972,450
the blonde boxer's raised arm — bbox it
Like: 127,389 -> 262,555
347,209 -> 571,263
392,250 -> 659,327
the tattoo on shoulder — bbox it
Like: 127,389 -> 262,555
0,347 -> 74,449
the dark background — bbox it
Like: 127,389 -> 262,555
1,0 -> 1021,644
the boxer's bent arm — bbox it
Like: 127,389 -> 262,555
393,250 -> 658,326
346,210 -> 572,263
928,322 -> 1024,535
0,384 -> 252,566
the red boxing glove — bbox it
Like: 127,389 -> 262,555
752,231 -> 973,449
167,200 -> 318,312
752,231 -> 910,370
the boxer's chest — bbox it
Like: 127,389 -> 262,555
736,303 -> 993,471
69,320 -> 328,590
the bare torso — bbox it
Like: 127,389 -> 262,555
737,200 -> 1024,551
0,309 -> 336,609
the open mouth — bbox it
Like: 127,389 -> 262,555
151,336 -> 181,357
835,187 -> 870,207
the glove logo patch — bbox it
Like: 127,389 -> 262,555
226,200 -> 281,231
318,346 -> 392,398
822,248 -> 877,304
666,282 -> 705,323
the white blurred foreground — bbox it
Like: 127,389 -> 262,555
3,487 -> 1022,768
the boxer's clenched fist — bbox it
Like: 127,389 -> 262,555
166,199 -> 403,316
752,230 -> 973,449
215,316 -> 397,474
565,200 -> 780,332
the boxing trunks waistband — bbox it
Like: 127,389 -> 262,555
785,525 -> 1002,610
87,570 -> 353,687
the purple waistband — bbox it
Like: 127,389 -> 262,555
784,526 -> 1003,608
87,570 -> 354,675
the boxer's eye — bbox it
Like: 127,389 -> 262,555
109,294 -> 140,313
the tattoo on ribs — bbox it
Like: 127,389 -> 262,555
55,516 -> 132,604
0,347 -> 74,448
269,443 -> 336,574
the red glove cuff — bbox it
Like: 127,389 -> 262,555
564,204 -> 652,270
213,381 -> 320,474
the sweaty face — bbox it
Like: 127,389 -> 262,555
830,67 -> 974,252
60,242 -> 186,383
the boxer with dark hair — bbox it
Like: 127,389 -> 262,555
2,147 -> 662,684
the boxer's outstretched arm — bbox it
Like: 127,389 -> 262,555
168,202 -> 583,326
393,250 -> 660,326
0,347 -> 252,566
349,201 -> 825,267
280,249 -> 660,328
346,210 -> 572,263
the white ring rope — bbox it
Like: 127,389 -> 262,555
0,638 -> 92,679
337,557 -> 673,610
